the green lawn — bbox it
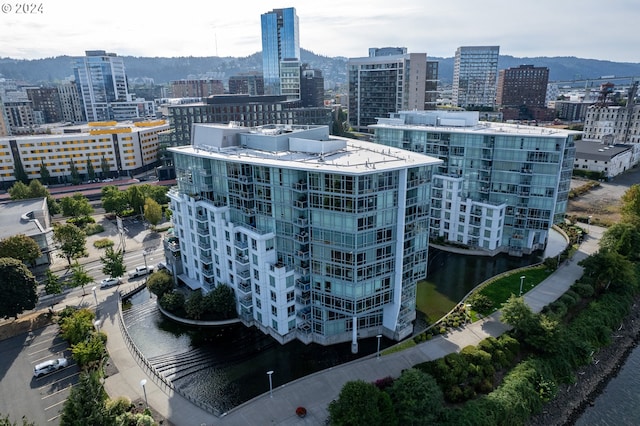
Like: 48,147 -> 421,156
478,265 -> 552,310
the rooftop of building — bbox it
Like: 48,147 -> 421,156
0,198 -> 49,239
370,111 -> 581,138
0,120 -> 168,141
170,123 -> 442,174
574,139 -> 632,160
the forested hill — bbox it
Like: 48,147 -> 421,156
1,49 -> 639,87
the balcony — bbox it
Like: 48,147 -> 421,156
234,240 -> 248,249
294,199 -> 308,209
295,231 -> 309,243
237,269 -> 250,280
296,291 -> 311,306
293,181 -> 307,191
295,278 -> 310,291
164,236 -> 180,253
200,251 -> 212,264
195,212 -> 207,222
198,238 -> 210,250
296,216 -> 308,226
202,267 -> 215,278
296,307 -> 311,320
239,295 -> 253,308
196,224 -> 208,235
295,248 -> 310,260
235,255 -> 250,265
237,281 -> 252,295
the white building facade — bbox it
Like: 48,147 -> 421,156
167,123 -> 441,348
370,111 -> 577,256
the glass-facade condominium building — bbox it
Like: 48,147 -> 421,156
167,123 -> 441,349
371,111 -> 577,256
74,50 -> 129,122
261,7 -> 300,96
452,46 -> 500,109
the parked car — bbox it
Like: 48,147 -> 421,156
99,277 -> 121,289
128,265 -> 154,278
102,178 -> 114,182
33,358 -> 68,377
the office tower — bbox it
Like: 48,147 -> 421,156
57,81 -> 85,123
300,64 -> 325,108
261,7 -> 300,95
166,123 -> 441,347
348,48 -> 428,133
25,87 -> 63,123
371,110 -> 577,256
228,72 -> 265,96
73,50 -> 129,122
452,46 -> 500,109
497,65 -> 550,120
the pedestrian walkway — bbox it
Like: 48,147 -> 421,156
96,225 -> 603,426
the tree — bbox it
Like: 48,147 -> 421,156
100,247 -> 126,279
600,222 -> 640,260
387,368 -> 444,425
0,413 -> 36,426
578,250 -> 637,294
100,156 -> 111,179
60,370 -> 112,426
39,160 -> 51,185
0,234 -> 41,266
69,261 -> 93,295
59,308 -> 95,345
86,158 -> 96,182
53,223 -> 87,265
147,270 -> 173,298
71,333 -> 107,369
43,269 -> 63,307
60,193 -> 94,218
69,158 -> 81,185
13,156 -> 28,184
101,186 -> 129,216
500,296 -> 539,341
127,185 -> 145,216
206,284 -> 237,319
9,180 -> 59,215
621,184 -> 640,224
0,258 -> 38,319
328,380 -> 396,426
144,197 -> 162,226
185,290 -> 206,320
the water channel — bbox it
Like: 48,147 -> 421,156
123,247 -> 544,414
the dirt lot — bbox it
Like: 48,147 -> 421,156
567,167 -> 640,225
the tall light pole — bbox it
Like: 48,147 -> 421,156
142,251 -> 150,285
94,320 -> 101,333
140,379 -> 148,408
266,370 -> 274,398
588,215 -> 592,233
519,275 -> 525,296
92,286 -> 98,307
376,334 -> 382,358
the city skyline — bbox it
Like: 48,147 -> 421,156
1,0 -> 639,63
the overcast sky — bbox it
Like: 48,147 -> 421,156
1,0 -> 639,62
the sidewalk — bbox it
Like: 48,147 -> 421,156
97,226 -> 603,426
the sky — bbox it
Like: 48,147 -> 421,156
1,0 -> 640,63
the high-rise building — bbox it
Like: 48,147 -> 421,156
25,87 -> 63,123
73,50 -> 130,122
3,100 -> 35,131
497,65 -> 549,108
452,46 -> 500,109
348,48 -> 428,133
166,123 -> 441,347
279,59 -> 301,100
0,97 -> 10,137
300,64 -> 325,108
228,72 -> 265,96
57,81 -> 85,123
425,61 -> 439,110
261,7 -> 300,95
370,111 -> 577,256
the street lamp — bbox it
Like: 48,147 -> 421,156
266,370 -> 274,398
142,251 -> 150,284
92,286 -> 98,307
140,379 -> 148,408
94,320 -> 101,333
519,275 -> 525,296
588,215 -> 593,233
376,334 -> 382,358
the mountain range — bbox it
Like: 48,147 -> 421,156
1,49 -> 639,89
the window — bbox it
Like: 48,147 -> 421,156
287,305 -> 295,316
286,291 -> 294,303
270,291 -> 277,302
271,305 -> 277,316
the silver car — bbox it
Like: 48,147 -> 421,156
33,358 -> 68,377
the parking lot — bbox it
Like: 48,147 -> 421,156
0,324 -> 78,425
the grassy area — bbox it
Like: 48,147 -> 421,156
478,265 -> 552,311
416,281 -> 457,323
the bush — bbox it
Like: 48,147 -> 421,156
571,282 -> 595,298
93,238 -> 114,249
84,223 -> 104,235
160,291 -> 185,313
67,216 -> 95,227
